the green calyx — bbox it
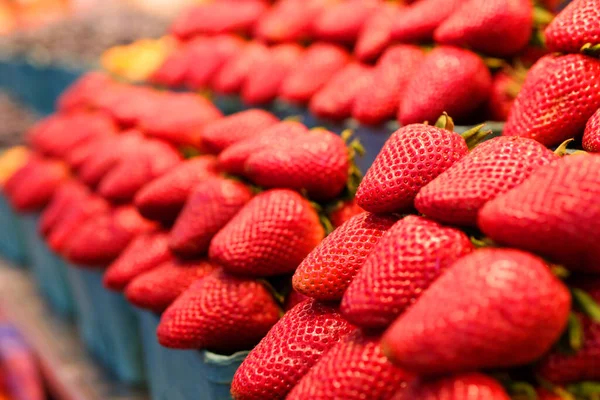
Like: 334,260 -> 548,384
179,145 -> 201,159
341,129 -> 365,200
470,236 -> 497,249
435,112 -> 455,131
309,201 -> 335,236
461,124 -> 492,150
533,5 -> 555,26
507,381 -> 538,400
581,43 -> 600,58
566,382 -> 600,399
554,139 -> 575,157
571,288 -> 600,323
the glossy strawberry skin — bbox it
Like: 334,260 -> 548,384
342,216 -> 473,329
125,258 -> 218,313
415,136 -> 558,227
157,269 -> 281,353
399,46 -> 492,125
103,86 -> 163,129
544,0 -> 600,54
231,299 -> 355,400
209,189 -> 325,277
354,3 -> 400,62
134,156 -> 219,224
479,154 -> 600,273
356,124 -> 468,214
293,213 -> 397,301
168,177 -> 254,257
583,108 -> 600,152
395,373 -> 510,400
287,330 -> 415,400
150,45 -> 190,88
312,0 -> 377,44
391,0 -> 465,43
57,72 -> 112,112
503,54 -> 600,147
382,248 -> 571,375
39,181 -> 88,237
254,0 -> 329,43
212,41 -> 271,94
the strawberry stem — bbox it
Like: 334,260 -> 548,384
470,236 -> 496,248
258,279 -> 286,307
581,43 -> 600,58
554,139 -> 574,157
434,112 -> 455,131
461,124 -> 492,150
567,312 -> 584,351
571,288 -> 600,323
550,265 -> 571,279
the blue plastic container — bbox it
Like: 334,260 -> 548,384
0,192 -> 27,266
137,310 -> 247,400
66,265 -> 145,385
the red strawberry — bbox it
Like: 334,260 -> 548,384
352,45 -> 425,125
150,44 -> 191,88
231,299 -> 354,400
57,72 -> 112,112
399,46 -> 492,125
200,109 -> 279,154
544,0 -> 600,54
212,41 -> 270,94
39,181 -> 88,237
134,156 -> 219,223
169,177 -> 254,257
415,136 -> 557,227
254,0 -> 329,43
391,0 -> 464,43
65,134 -> 117,171
479,154 -> 600,273
486,71 -> 522,122
503,54 -> 600,147
157,269 -> 280,352
354,3 -> 401,62
395,373 -> 510,400
209,189 -> 325,277
341,215 -> 473,329
280,43 -> 350,104
312,0 -> 378,44
242,43 -> 304,105
103,231 -> 171,291
218,121 -> 308,175
125,258 -> 218,313
287,330 -> 415,400
381,248 -> 571,375
103,86 -> 163,128
293,213 -> 397,302
329,200 -> 364,228
244,129 -> 349,201
583,108 -> 600,152
434,0 -> 532,57
309,63 -> 373,121
283,289 -> 309,311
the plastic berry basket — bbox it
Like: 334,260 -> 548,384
0,192 -> 28,267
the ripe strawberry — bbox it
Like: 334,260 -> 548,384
312,0 -> 378,44
329,200 -> 364,228
283,289 -> 309,311
415,136 -> 557,227
103,231 -> 171,291
353,45 -> 425,125
65,135 -> 116,171
280,43 -> 350,104
212,41 -> 270,94
218,121 -> 308,176
242,43 -> 304,105
309,63 -> 373,121
209,189 -> 325,277
479,154 -> 600,273
399,46 -> 492,125
169,177 -> 254,257
39,181 -> 88,237
134,156 -> 219,223
354,3 -> 401,62
293,213 -> 397,302
244,129 -> 349,201
254,0 -> 329,43
544,0 -> 600,54
200,109 -> 279,154
157,269 -> 280,352
395,373 -> 510,400
434,0 -> 533,57
104,86 -> 164,128
57,72 -> 112,112
287,330 -> 415,400
341,215 -> 472,329
125,258 -> 218,313
583,108 -> 600,152
382,248 -> 571,375
391,0 -> 464,43
487,71 -> 522,122
503,54 -> 600,147
231,299 -> 355,400
150,44 -> 191,88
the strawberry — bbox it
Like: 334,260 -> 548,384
283,289 -> 309,311
583,108 -> 600,152
309,63 -> 373,121
391,0 -> 465,43
536,389 -> 563,400
352,45 -> 425,125
150,44 -> 191,88
280,43 -> 350,104
293,213 -> 397,302
200,109 -> 279,154
134,156 -> 219,223
479,154 -> 600,273
39,181 -> 88,237
209,189 -> 325,277
169,177 -> 254,257
354,3 -> 401,62
57,72 -> 112,112
381,248 -> 571,375
487,71 -> 522,122
329,200 -> 364,228
125,258 -> 218,313
212,41 -> 270,94
415,136 -> 558,227
231,299 -> 355,400
312,0 -> 378,44
242,43 -> 304,105
434,0 -> 533,57
287,330 -> 415,400
218,121 -> 308,176
65,135 -> 116,171
244,129 -> 349,201
157,269 -> 280,352
503,54 -> 600,147
544,0 -> 600,54
254,0 -> 329,43
341,215 -> 473,329
395,373 -> 510,400
103,231 -> 171,291
399,46 -> 492,125
103,86 -> 163,128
